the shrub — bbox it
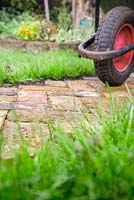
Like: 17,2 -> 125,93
0,17 -> 19,37
50,1 -> 72,31
55,26 -> 94,43
0,0 -> 39,15
57,7 -> 72,30
0,11 -> 34,37
55,29 -> 82,43
15,17 -> 57,41
15,20 -> 49,41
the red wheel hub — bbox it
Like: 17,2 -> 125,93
113,24 -> 134,72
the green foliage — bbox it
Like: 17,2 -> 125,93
0,10 -> 11,23
0,11 -> 34,37
0,19 -> 19,37
0,22 -> 5,34
55,29 -> 81,43
0,1 -> 93,42
0,49 -> 94,84
1,96 -> 134,199
0,0 -> 39,15
57,7 -> 72,30
0,11 -> 16,35
56,27 -> 94,43
15,20 -> 50,41
0,11 -> 55,41
17,12 -> 34,21
50,1 -> 72,30
0,10 -> 93,42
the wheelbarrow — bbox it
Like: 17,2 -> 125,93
79,0 -> 134,86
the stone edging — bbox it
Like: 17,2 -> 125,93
0,38 -> 80,52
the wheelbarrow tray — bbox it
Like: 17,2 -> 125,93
101,0 -> 134,13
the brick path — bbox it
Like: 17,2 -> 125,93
1,75 -> 134,157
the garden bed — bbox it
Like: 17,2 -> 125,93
0,38 -> 80,52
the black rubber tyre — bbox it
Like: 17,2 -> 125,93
94,6 -> 134,86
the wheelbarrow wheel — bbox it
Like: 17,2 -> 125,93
94,6 -> 134,86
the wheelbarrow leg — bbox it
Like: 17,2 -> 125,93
95,0 -> 100,31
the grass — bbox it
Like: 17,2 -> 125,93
1,95 -> 134,199
0,49 -> 94,84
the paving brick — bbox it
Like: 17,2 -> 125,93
0,87 -> 17,93
102,91 -> 128,98
48,90 -> 99,97
0,110 -> 8,117
80,97 -> 110,112
49,95 -> 83,111
18,90 -> 48,103
0,110 -> 7,130
1,121 -> 50,158
67,80 -> 97,92
0,87 -> 17,109
0,102 -> 50,110
19,85 -> 70,92
0,95 -> 17,102
45,80 -> 68,87
3,121 -> 49,145
7,109 -> 82,123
